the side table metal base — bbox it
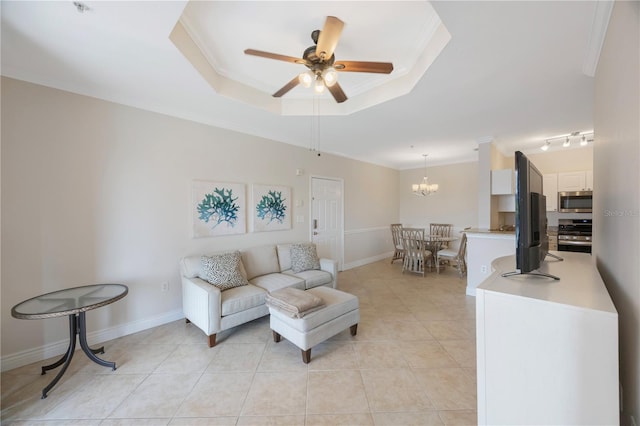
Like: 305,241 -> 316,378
40,312 -> 116,399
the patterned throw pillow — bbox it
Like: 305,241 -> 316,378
290,243 -> 321,273
200,251 -> 249,291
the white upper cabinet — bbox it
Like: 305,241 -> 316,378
558,171 -> 592,192
491,169 -> 514,195
543,174 -> 558,211
585,170 -> 593,191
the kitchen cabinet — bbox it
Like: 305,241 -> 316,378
558,171 -> 592,192
543,174 -> 558,211
491,169 -> 514,195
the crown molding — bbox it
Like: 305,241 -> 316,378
582,1 -> 615,77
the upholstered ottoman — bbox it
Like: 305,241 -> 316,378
268,286 -> 359,363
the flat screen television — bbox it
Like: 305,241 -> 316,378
502,151 -> 561,280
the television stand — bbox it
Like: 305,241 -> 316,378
546,252 -> 564,261
500,270 -> 560,280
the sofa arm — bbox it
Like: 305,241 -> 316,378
320,258 -> 338,288
181,276 -> 222,336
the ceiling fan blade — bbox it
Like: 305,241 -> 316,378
244,49 -> 306,65
315,16 -> 344,62
334,60 -> 394,74
327,82 -> 348,103
272,76 -> 300,98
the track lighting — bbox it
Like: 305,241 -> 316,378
540,131 -> 593,151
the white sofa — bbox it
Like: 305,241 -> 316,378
180,243 -> 338,347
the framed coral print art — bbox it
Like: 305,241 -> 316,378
252,184 -> 291,232
192,180 -> 246,238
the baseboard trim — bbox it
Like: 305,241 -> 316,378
342,252 -> 394,270
1,309 -> 184,372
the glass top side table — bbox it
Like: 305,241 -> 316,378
11,284 -> 128,398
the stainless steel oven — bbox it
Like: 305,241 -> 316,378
558,219 -> 592,253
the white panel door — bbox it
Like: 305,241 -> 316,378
311,177 -> 343,270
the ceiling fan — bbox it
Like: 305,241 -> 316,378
244,16 -> 394,103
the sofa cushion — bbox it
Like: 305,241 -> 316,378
241,245 -> 280,280
250,273 -> 305,293
283,269 -> 333,289
276,244 -> 292,272
221,284 -> 267,316
181,256 -> 201,279
200,251 -> 249,291
290,243 -> 321,273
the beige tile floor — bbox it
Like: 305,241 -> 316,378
1,259 -> 477,425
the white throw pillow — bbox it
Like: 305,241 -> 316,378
200,251 -> 249,291
290,243 -> 321,273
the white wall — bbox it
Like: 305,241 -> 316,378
593,1 -> 640,424
399,160 -> 478,250
526,147 -> 593,174
0,77 -> 399,368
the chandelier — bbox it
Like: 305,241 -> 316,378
412,154 -> 439,196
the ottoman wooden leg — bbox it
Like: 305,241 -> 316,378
301,349 -> 311,364
350,324 -> 358,336
272,330 -> 282,343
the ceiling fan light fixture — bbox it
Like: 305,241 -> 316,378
321,67 -> 338,87
298,71 -> 314,88
314,77 -> 326,94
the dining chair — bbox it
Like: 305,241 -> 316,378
401,228 -> 433,276
436,232 -> 468,277
390,224 -> 405,264
430,223 -> 454,248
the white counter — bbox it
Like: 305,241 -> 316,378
476,252 -> 619,425
465,230 -> 515,296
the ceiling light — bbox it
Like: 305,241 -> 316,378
298,71 -> 314,88
321,67 -> 338,87
314,77 -> 325,94
412,154 -> 439,196
540,131 -> 593,151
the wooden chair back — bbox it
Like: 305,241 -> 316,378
401,228 -> 427,276
390,224 -> 405,264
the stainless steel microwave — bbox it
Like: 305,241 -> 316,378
558,191 -> 593,213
